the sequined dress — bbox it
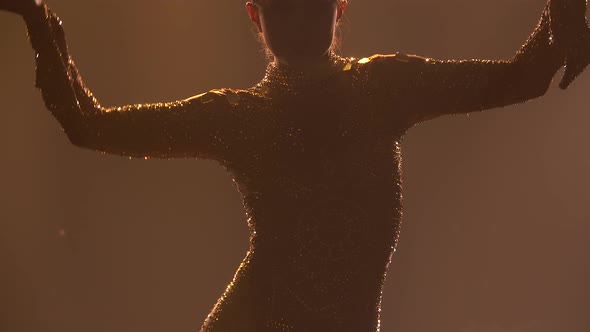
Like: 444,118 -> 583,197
23,3 -> 566,332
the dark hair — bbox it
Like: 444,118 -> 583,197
251,0 -> 348,60
252,0 -> 348,7
252,0 -> 345,4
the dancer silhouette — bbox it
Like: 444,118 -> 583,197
1,0 -> 588,331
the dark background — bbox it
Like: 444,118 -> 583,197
1,0 -> 589,331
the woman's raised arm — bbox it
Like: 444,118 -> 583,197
361,1 -> 586,130
4,1 -> 246,161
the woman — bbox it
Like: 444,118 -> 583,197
1,0 -> 588,331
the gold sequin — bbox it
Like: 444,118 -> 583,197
358,57 -> 370,64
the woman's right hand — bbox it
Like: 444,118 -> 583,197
549,0 -> 590,88
0,0 -> 41,16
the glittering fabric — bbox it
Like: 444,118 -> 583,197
22,1 -> 581,331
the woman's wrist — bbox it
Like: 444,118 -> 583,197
21,0 -> 44,21
22,0 -> 46,25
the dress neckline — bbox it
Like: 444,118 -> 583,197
254,52 -> 351,96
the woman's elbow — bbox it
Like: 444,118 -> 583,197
59,116 -> 97,150
64,127 -> 89,149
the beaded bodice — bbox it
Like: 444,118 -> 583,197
203,53 -> 405,331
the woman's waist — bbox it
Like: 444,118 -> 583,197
247,208 -> 401,258
243,243 -> 393,292
221,250 -> 386,331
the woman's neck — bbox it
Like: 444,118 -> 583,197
273,51 -> 336,72
255,52 -> 348,96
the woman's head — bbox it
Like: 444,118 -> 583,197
246,0 -> 348,67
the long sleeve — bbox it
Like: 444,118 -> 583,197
23,3 -> 243,161
362,3 -> 564,130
